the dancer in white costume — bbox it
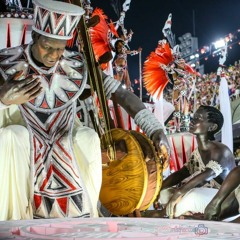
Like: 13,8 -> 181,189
0,0 -> 170,220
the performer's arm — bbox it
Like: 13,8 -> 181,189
161,166 -> 190,190
204,166 -> 240,220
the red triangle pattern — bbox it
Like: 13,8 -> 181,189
66,91 -> 76,98
70,16 -> 77,25
56,197 -> 68,214
58,27 -> 65,36
54,98 -> 65,108
53,13 -> 64,28
191,135 -> 195,152
74,80 -> 82,86
40,99 -> 49,109
181,136 -> 187,165
45,25 -> 51,34
34,194 -> 42,210
39,7 -> 49,18
29,98 -> 35,105
171,137 -> 180,171
21,25 -> 27,45
35,21 -> 40,30
7,23 -> 11,48
77,112 -> 81,119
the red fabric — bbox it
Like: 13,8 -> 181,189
7,23 -> 11,48
171,136 -> 181,170
21,24 -> 27,45
181,135 -> 187,165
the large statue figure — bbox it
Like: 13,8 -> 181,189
143,105 -> 235,218
0,0 -> 169,220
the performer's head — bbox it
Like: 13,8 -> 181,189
31,0 -> 84,67
114,39 -> 127,54
189,105 -> 224,140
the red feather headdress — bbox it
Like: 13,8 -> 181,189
90,8 -> 110,63
143,41 -> 174,99
90,8 -> 119,70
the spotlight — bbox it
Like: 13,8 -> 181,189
213,39 -> 225,49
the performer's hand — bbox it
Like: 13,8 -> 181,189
0,71 -> 42,105
204,202 -> 221,221
151,129 -> 170,162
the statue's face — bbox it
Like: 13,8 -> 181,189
31,35 -> 67,67
189,108 -> 211,135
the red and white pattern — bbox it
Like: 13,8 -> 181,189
0,44 -> 87,113
0,44 -> 93,218
20,104 -> 92,218
168,132 -> 197,172
32,0 -> 84,40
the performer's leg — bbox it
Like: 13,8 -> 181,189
73,126 -> 102,217
0,125 -> 32,220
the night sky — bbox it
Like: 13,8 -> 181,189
91,0 -> 240,97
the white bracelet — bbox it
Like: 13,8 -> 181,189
0,100 -> 9,110
103,75 -> 121,99
134,109 -> 164,139
206,160 -> 223,176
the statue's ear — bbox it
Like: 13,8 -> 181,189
208,123 -> 217,132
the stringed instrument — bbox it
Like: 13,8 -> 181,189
72,0 -> 163,216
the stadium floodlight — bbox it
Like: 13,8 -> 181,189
213,39 -> 225,49
190,55 -> 195,60
178,32 -> 198,59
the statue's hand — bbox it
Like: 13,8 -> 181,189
204,202 -> 221,221
151,129 -> 170,163
0,71 -> 42,105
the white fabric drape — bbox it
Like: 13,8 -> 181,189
0,106 -> 102,220
219,77 -> 233,153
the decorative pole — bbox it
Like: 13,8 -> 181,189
218,43 -> 233,152
139,50 -> 142,100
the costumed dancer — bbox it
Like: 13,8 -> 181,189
113,38 -> 142,90
89,2 -> 141,129
143,14 -> 199,134
0,0 -> 170,220
90,0 -> 141,89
